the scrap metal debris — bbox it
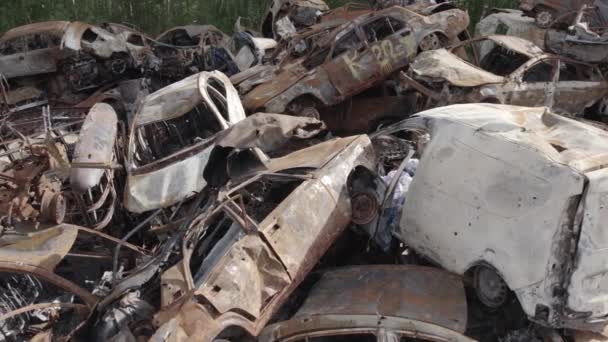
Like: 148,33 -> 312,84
3,1 -> 608,342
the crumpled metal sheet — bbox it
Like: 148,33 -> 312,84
0,224 -> 78,271
196,234 -> 291,318
215,113 -> 326,152
407,104 -> 608,172
412,49 -> 505,87
483,34 -> 545,58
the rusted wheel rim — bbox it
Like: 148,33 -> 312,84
419,33 -> 441,51
351,192 -> 379,225
536,10 -> 554,28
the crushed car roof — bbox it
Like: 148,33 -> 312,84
406,103 -> 608,174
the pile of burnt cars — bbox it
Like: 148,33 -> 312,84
5,0 -> 608,341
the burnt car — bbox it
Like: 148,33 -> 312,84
259,265 -> 474,342
545,4 -> 608,64
154,25 -> 239,79
124,70 -> 245,213
0,21 -> 149,98
370,103 -> 608,339
261,0 -> 330,40
142,134 -> 376,341
520,0 -> 606,28
403,35 -> 608,116
240,6 -> 469,129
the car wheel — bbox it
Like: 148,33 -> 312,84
474,265 -> 509,309
535,7 -> 555,28
419,33 -> 443,51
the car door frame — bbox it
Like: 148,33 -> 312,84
323,20 -> 381,99
500,55 -> 559,108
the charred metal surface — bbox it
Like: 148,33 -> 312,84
259,265 -> 472,342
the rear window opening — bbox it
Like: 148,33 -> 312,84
159,29 -> 199,46
456,40 -> 531,77
479,45 -> 529,77
82,29 -> 99,43
127,34 -> 145,46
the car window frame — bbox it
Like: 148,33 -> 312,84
509,56 -> 558,83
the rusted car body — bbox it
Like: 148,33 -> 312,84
259,265 -> 473,342
545,4 -> 608,64
241,6 -> 469,121
403,35 -> 608,116
520,0 -> 599,28
374,103 -> 608,335
149,134 -> 376,341
261,0 -> 330,40
154,25 -> 239,78
124,71 -> 245,213
0,21 -> 147,90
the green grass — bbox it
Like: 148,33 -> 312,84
0,0 -> 519,37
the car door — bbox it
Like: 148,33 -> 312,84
553,60 -> 608,115
324,25 -> 380,98
500,57 -> 558,108
361,15 -> 415,79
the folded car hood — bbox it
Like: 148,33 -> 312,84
411,49 -> 504,87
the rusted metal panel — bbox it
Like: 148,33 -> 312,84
293,265 -> 468,332
0,225 -> 78,272
0,48 -> 59,78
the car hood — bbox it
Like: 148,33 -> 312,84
411,49 -> 504,87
